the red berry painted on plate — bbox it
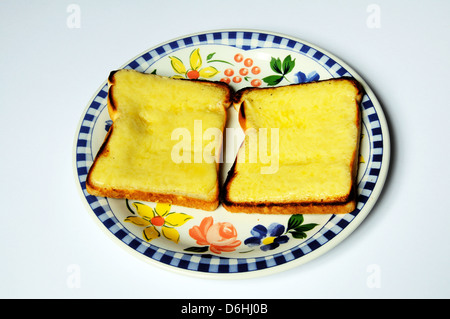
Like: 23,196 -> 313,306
234,53 -> 244,63
251,66 -> 261,75
233,76 -> 242,83
220,77 -> 231,84
187,70 -> 199,79
239,68 -> 249,76
251,79 -> 262,87
244,58 -> 253,67
224,68 -> 234,76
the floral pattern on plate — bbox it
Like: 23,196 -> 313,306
244,215 -> 319,252
186,216 -> 241,254
124,201 -> 193,243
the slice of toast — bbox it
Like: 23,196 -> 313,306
222,78 -> 363,214
86,69 -> 231,211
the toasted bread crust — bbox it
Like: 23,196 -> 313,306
222,198 -> 356,214
86,70 -> 231,211
222,77 -> 363,214
221,159 -> 357,214
232,77 -> 362,109
87,182 -> 220,211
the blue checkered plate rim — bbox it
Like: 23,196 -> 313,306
73,29 -> 390,278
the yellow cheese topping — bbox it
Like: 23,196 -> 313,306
228,79 -> 360,203
90,70 -> 228,200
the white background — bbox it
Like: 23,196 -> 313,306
1,0 -> 449,299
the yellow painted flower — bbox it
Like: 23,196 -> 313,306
169,48 -> 219,80
189,48 -> 202,71
170,56 -> 186,74
124,202 -> 193,243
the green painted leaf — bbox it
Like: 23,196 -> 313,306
206,52 -> 216,60
184,246 -> 209,253
290,230 -> 307,239
270,57 -> 283,74
239,249 -> 256,254
287,214 -> 304,231
282,55 -> 295,74
262,75 -> 283,86
207,59 -> 234,66
295,223 -> 319,232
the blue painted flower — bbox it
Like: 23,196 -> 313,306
244,223 -> 289,251
294,70 -> 320,83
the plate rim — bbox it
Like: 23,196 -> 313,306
72,28 -> 391,279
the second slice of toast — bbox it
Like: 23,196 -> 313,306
222,78 -> 363,214
86,69 -> 231,211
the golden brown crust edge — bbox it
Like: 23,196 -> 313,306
222,198 -> 356,215
232,77 -> 362,108
220,159 -> 357,214
86,70 -> 232,211
87,183 -> 220,211
222,77 -> 364,214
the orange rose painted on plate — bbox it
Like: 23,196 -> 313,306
186,216 -> 241,254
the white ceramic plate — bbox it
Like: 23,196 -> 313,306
73,29 -> 390,278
